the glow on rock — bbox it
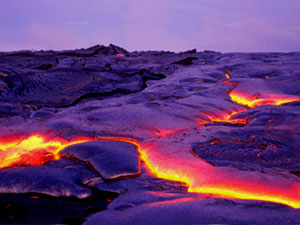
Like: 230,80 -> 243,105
1,134 -> 300,208
225,72 -> 231,79
0,134 -> 93,168
197,110 -> 248,125
229,90 -> 300,108
99,137 -> 300,209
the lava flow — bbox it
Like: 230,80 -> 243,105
111,138 -> 300,209
198,110 -> 248,125
197,88 -> 300,125
229,90 -> 300,108
140,143 -> 300,209
0,135 -> 93,168
1,134 -> 300,208
1,87 -> 300,208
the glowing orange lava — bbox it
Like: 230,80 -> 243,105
0,135 -> 93,168
1,134 -> 300,208
2,66 -> 300,209
229,90 -> 300,108
223,80 -> 238,86
149,144 -> 300,208
197,110 -> 248,125
225,72 -> 231,79
98,137 -> 300,208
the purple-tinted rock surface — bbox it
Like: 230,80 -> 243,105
61,141 -> 141,180
0,159 -> 95,198
0,44 -> 300,224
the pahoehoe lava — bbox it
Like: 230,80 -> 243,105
1,45 -> 300,224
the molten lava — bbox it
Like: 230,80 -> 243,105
197,110 -> 248,125
229,90 -> 300,108
95,137 -> 300,208
0,135 -> 93,168
223,80 -> 238,86
1,85 -> 300,208
225,72 -> 231,79
1,134 -> 300,208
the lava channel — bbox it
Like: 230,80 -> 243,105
132,140 -> 300,209
197,89 -> 300,125
1,135 -> 300,209
197,110 -> 248,125
89,137 -> 300,209
229,90 -> 300,108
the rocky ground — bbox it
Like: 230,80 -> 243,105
0,44 -> 300,224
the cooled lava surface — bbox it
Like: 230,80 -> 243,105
1,44 -> 300,224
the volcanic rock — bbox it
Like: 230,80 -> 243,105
0,159 -> 97,198
61,141 -> 141,180
1,45 -> 300,224
192,128 -> 300,170
85,197 -> 300,225
92,164 -> 188,194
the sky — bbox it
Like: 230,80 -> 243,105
0,0 -> 300,52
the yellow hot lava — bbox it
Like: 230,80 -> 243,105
225,72 -> 231,79
1,134 -> 300,208
99,137 -> 300,209
201,110 -> 248,125
0,135 -> 92,168
229,90 -> 300,108
1,86 -> 300,209
197,89 -> 300,126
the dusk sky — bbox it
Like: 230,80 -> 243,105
1,0 -> 300,52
